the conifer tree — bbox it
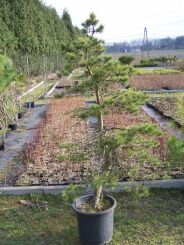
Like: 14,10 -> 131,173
67,13 -> 162,209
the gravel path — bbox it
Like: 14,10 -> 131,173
0,105 -> 46,171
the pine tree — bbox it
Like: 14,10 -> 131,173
67,13 -> 162,209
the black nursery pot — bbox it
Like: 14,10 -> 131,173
30,101 -> 35,108
8,124 -> 17,131
0,141 -> 5,151
18,112 -> 24,119
0,127 -> 5,150
72,194 -> 117,245
24,101 -> 34,109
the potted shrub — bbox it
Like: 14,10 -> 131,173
17,96 -> 25,119
12,85 -> 25,119
23,91 -> 35,109
0,94 -> 9,139
0,127 -> 6,150
5,95 -> 19,131
65,13 -> 162,245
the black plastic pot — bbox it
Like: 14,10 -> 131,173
30,101 -> 35,108
0,141 -> 5,150
8,124 -> 17,131
24,101 -> 35,109
0,127 -> 5,150
72,194 -> 117,245
18,112 -> 24,119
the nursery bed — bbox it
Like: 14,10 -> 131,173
0,105 -> 47,185
15,97 -> 184,186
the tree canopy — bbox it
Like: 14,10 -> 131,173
0,0 -> 79,56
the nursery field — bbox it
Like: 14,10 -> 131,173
12,95 -> 183,186
130,74 -> 184,91
1,70 -> 184,186
1,8 -> 183,245
110,49 -> 184,63
0,189 -> 183,245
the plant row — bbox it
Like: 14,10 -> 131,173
17,97 -> 89,185
0,84 -> 36,150
15,96 -> 184,186
130,73 -> 184,90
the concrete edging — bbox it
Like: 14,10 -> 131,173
44,81 -> 59,98
20,80 -> 44,99
0,178 -> 184,195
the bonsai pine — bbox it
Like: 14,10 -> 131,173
64,13 -> 164,245
67,14 -> 162,210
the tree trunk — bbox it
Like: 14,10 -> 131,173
94,85 -> 104,210
43,55 -> 47,94
26,53 -> 30,77
94,185 -> 102,210
95,85 -> 103,130
56,53 -> 59,70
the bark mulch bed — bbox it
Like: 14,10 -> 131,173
17,97 -> 89,185
16,97 -> 183,186
130,74 -> 184,90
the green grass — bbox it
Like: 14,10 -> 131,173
134,68 -> 183,75
0,189 -> 183,245
70,69 -> 83,80
149,92 -> 184,98
109,49 -> 184,63
22,81 -> 54,104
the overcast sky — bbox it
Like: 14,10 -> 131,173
43,0 -> 184,43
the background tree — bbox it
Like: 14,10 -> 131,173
62,9 -> 75,38
0,0 -> 80,75
0,55 -> 17,91
119,55 -> 134,65
82,12 -> 104,36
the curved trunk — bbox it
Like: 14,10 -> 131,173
95,85 -> 103,131
94,85 -> 104,209
94,185 -> 102,210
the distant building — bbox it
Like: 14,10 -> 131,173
129,48 -> 141,52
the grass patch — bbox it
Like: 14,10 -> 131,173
21,81 -> 54,103
0,189 -> 183,245
134,68 -> 183,75
149,92 -> 184,98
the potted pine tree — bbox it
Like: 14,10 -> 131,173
67,13 -> 162,245
10,83 -> 25,119
0,127 -> 6,150
6,95 -> 19,131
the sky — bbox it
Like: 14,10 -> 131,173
43,0 -> 184,43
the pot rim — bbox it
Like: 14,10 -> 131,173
72,194 -> 117,216
8,123 -> 17,127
